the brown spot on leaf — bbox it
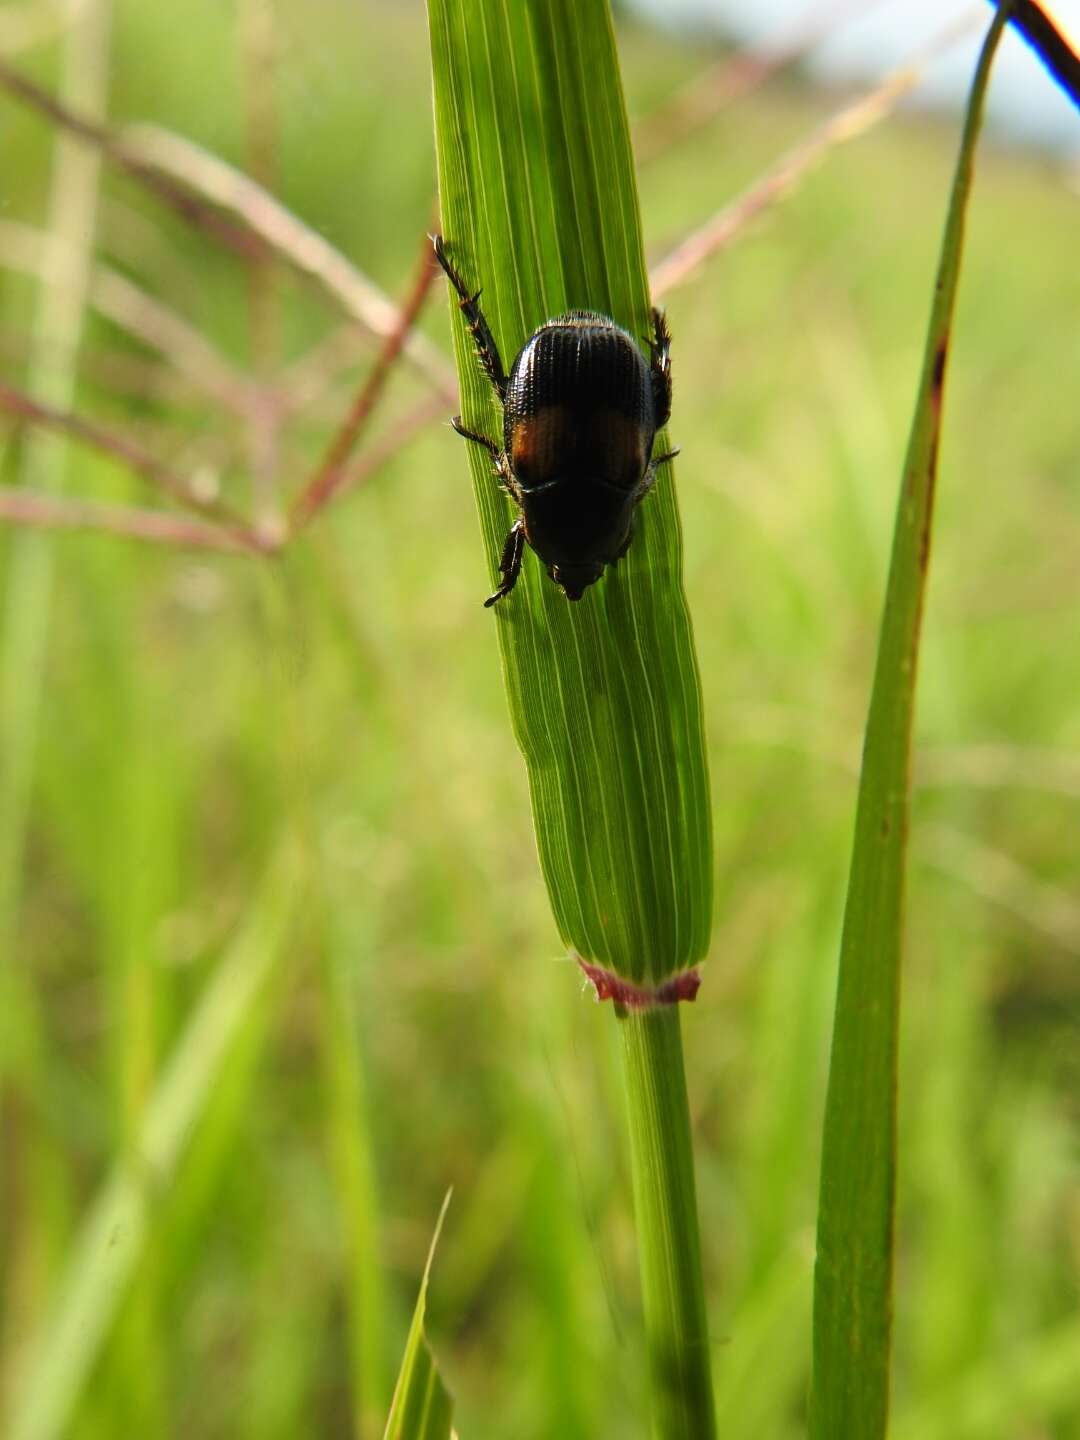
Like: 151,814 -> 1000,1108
930,335 -> 949,419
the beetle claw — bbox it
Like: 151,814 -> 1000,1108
484,518 -> 526,606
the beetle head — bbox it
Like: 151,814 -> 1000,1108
550,563 -> 604,601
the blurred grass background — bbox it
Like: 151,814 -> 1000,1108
1,1 -> 1078,1437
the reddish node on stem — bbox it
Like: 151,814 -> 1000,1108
576,956 -> 701,1008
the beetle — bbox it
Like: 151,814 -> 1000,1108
433,235 -> 678,606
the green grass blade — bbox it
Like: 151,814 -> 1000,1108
809,10 -> 1013,1436
320,928 -> 389,1438
427,0 -> 711,986
429,9 -> 716,1434
0,0 -> 111,1339
0,0 -> 109,949
7,845 -> 299,1440
383,1194 -> 454,1440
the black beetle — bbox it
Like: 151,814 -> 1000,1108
433,235 -> 678,606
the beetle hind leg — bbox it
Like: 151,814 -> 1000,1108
433,235 -> 508,401
647,306 -> 673,430
484,518 -> 526,607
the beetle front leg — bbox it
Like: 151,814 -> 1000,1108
484,518 -> 526,607
433,235 -> 508,402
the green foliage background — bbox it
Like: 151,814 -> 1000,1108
1,1 -> 1078,1437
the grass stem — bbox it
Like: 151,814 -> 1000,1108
619,1007 -> 715,1440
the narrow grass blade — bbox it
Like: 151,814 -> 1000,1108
0,1 -> 111,1398
0,0 -> 109,950
320,931 -> 389,1439
809,10 -> 1013,1437
382,1193 -> 454,1440
7,846 -> 299,1440
427,0 -> 711,986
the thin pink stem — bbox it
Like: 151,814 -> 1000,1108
287,232 -> 440,534
0,380 -> 248,525
650,15 -> 979,299
0,488 -> 269,554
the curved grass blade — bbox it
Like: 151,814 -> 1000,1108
427,0 -> 711,988
382,1193 -> 454,1440
809,9 -> 1015,1436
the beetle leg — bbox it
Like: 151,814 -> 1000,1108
633,466 -> 657,503
633,443 -> 678,504
433,235 -> 508,401
496,457 -> 525,505
451,416 -> 499,458
450,419 -> 522,504
484,518 -> 526,607
647,307 -> 673,430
